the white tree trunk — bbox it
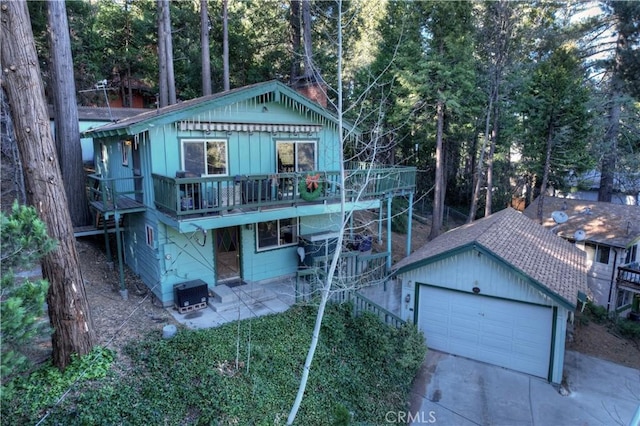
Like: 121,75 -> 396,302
287,1 -> 344,423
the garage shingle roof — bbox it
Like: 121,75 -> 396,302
394,208 -> 587,308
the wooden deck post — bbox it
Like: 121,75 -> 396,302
406,192 -> 414,257
114,212 -> 127,299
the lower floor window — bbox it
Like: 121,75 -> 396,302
257,218 -> 298,250
617,289 -> 632,309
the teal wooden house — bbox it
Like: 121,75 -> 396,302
82,81 -> 416,306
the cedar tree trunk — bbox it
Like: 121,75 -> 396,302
1,0 -> 95,370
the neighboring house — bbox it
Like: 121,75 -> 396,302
392,208 -> 586,384
49,106 -> 149,162
81,80 -> 416,306
558,170 -> 640,206
106,76 -> 156,109
523,196 -> 640,316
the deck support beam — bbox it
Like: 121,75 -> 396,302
114,212 -> 128,300
406,192 -> 414,257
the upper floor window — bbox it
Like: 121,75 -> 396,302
121,140 -> 130,166
276,141 -> 316,173
256,218 -> 299,251
625,244 -> 638,265
181,139 -> 228,176
585,242 -> 611,264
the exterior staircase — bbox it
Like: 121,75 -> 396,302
208,282 -> 277,313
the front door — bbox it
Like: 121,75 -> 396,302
215,227 -> 240,282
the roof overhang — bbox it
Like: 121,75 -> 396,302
82,80 -> 357,139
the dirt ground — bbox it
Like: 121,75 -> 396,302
24,215 -> 640,372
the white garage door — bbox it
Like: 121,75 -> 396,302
417,285 -> 553,379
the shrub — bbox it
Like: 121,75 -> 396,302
585,301 -> 609,323
616,318 -> 640,340
0,202 -> 56,378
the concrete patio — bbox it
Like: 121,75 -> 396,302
168,277 -> 403,330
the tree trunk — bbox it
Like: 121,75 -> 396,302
287,3 -> 344,423
598,29 -> 625,203
289,0 -> 301,84
484,115 -> 498,217
428,97 -> 445,240
301,0 -> 313,79
1,0 -> 95,370
46,0 -> 90,227
468,88 -> 494,223
200,0 -> 211,96
536,123 -> 554,223
598,87 -> 620,202
157,0 -> 168,107
222,0 -> 229,91
163,0 -> 176,104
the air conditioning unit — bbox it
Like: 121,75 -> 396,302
174,280 -> 208,314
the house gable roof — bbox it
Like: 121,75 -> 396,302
82,80 -> 355,138
522,196 -> 640,248
393,208 -> 586,309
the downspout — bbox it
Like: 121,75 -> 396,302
606,249 -> 618,312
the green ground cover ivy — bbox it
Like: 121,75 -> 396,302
2,303 -> 426,425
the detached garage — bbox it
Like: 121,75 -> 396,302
393,208 -> 587,384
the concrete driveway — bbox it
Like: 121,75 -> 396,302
408,350 -> 640,426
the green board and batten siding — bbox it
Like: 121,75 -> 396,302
85,81 -> 358,306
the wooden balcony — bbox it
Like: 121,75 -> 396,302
87,174 -> 146,215
617,265 -> 640,292
152,166 -> 416,218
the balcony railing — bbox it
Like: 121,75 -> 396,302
87,174 -> 145,212
295,249 -> 405,329
152,167 -> 416,217
617,265 -> 640,291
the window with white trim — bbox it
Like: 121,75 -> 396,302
256,218 -> 298,251
145,224 -> 155,248
181,139 -> 228,176
121,140 -> 130,166
617,289 -> 632,309
276,141 -> 316,172
625,244 -> 638,265
585,242 -> 611,264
